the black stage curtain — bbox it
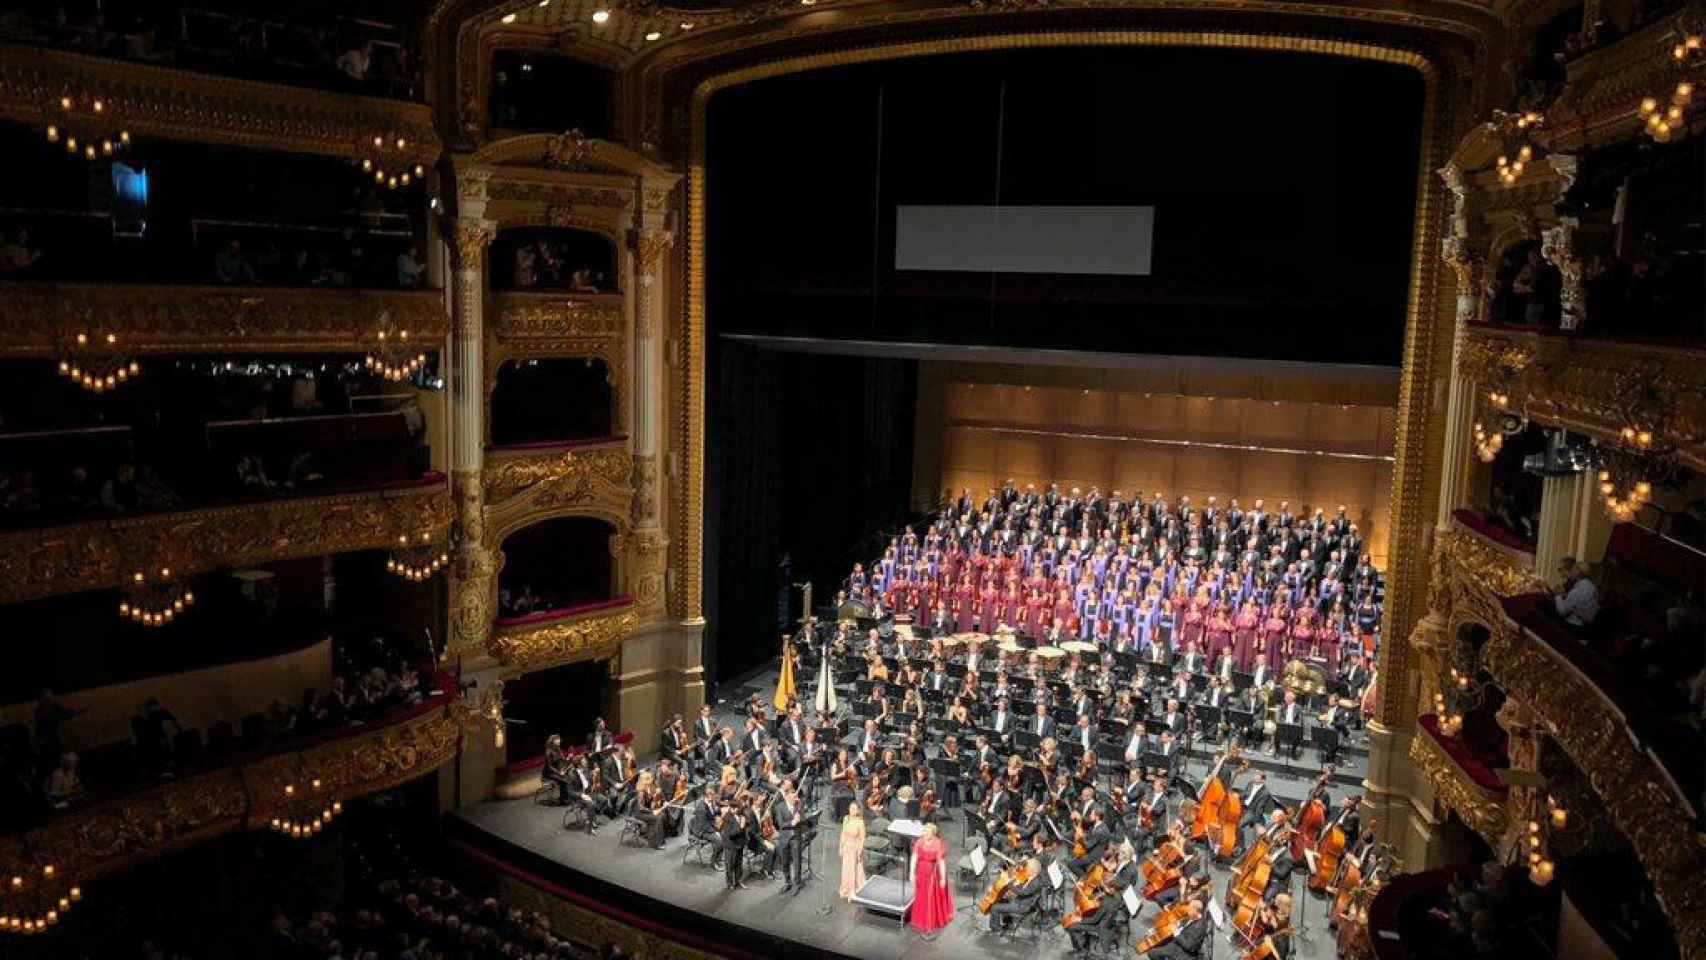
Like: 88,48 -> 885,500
705,339 -> 918,689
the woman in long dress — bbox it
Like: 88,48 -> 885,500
908,821 -> 954,931
838,807 -> 868,900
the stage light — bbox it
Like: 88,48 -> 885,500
592,8 -> 610,22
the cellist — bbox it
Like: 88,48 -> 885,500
1141,897 -> 1209,959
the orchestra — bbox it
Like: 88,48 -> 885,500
527,482 -> 1388,957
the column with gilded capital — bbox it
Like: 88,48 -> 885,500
446,183 -> 498,662
1435,162 -> 1486,529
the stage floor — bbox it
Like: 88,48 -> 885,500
453,666 -> 1364,960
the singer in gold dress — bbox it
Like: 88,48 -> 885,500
839,806 -> 868,900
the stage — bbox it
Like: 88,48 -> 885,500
449,665 -> 1365,960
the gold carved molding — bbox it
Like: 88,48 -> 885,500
1428,522 -> 1706,960
490,604 -> 639,673
1480,607 -> 1706,960
487,292 -> 630,447
480,855 -> 723,960
1542,10 -> 1706,152
1408,724 -> 1510,845
0,481 -> 452,606
0,284 -> 449,357
483,443 -> 633,508
0,705 -> 459,884
0,44 -> 439,164
1459,328 -> 1706,470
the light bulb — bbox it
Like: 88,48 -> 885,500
1641,97 -> 1659,114
591,8 -> 610,22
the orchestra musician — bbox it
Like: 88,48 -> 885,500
542,734 -> 572,805
718,792 -> 752,889
984,856 -> 1045,934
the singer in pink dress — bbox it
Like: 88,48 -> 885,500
908,822 -> 954,931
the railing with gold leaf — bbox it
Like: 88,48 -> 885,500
1421,524 -> 1706,960
0,44 -> 439,164
0,476 -> 452,606
489,598 -> 638,674
0,283 -> 449,357
0,676 -> 460,885
1459,326 -> 1706,471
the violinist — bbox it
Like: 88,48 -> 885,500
984,856 -> 1045,934
661,715 -> 687,771
569,755 -> 607,835
607,744 -> 640,813
1006,797 -> 1045,853
1067,805 -> 1112,872
691,784 -> 723,857
587,717 -> 615,758
1067,712 -> 1096,753
946,695 -> 972,727
542,734 -> 572,805
633,771 -> 668,849
1135,775 -> 1169,850
718,793 -> 751,889
1065,847 -> 1122,955
1243,892 -> 1294,957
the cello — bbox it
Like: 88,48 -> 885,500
1308,801 -> 1359,893
1290,765 -> 1335,860
977,854 -> 1034,914
1060,862 -> 1109,930
1133,881 -> 1208,952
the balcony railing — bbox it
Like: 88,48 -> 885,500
0,474 -> 451,606
1459,326 -> 1706,471
0,672 -> 459,883
0,43 -> 438,164
489,597 -> 637,673
1409,713 -> 1511,843
0,283 -> 449,358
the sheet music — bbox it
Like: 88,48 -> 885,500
1207,899 -> 1228,928
1048,862 -> 1065,889
969,845 -> 986,874
1122,886 -> 1141,916
1304,849 -> 1318,873
887,818 -> 926,838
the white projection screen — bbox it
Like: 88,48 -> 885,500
894,205 -> 1155,276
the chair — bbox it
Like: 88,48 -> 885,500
683,830 -> 719,868
618,813 -> 650,847
534,780 -> 559,806
956,840 -> 987,892
561,801 -> 592,833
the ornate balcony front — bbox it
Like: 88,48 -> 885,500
489,598 -> 638,674
0,44 -> 439,165
0,678 -> 459,884
1459,327 -> 1706,471
0,476 -> 451,606
0,283 -> 450,358
1408,713 -> 1511,844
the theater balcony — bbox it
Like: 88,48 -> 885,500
1414,519 -> 1706,959
0,37 -> 437,164
0,663 -> 460,883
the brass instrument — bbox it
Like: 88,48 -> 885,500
1282,658 -> 1327,696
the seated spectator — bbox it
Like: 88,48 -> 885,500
1553,556 -> 1601,629
133,464 -> 179,510
100,462 -> 141,513
326,675 -> 354,726
214,240 -> 260,284
396,244 -> 426,287
0,228 -> 44,275
570,267 -> 601,293
61,464 -> 97,511
300,688 -> 331,731
132,698 -> 182,778
513,246 -> 537,287
264,698 -> 298,738
45,752 -> 82,808
237,453 -> 275,491
337,40 -> 373,85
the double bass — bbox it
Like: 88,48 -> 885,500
1226,814 -> 1295,935
1308,802 -> 1359,893
1290,766 -> 1335,860
1188,744 -> 1239,841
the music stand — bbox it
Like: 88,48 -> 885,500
1276,722 -> 1306,761
1232,670 -> 1254,693
1192,703 -> 1222,732
1226,708 -> 1254,743
1312,726 -> 1341,765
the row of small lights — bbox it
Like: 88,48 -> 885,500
1495,112 -> 1543,187
1638,34 -> 1702,143
498,0 -> 822,41
1,867 -> 81,937
1522,795 -> 1571,887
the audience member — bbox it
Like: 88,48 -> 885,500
1552,556 -> 1600,629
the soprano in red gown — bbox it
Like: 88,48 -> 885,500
908,824 -> 954,931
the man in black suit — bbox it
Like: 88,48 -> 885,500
1029,700 -> 1055,739
1238,771 -> 1279,845
986,857 -> 1045,934
1067,807 -> 1112,872
771,782 -> 807,894
1148,899 -> 1209,959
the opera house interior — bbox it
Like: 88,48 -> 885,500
0,0 -> 1703,958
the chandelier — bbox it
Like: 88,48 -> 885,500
1595,451 -> 1656,524
268,771 -> 342,840
1492,110 -> 1545,187
386,530 -> 449,582
43,92 -> 131,163
1637,28 -> 1701,142
0,853 -> 82,937
357,132 -> 426,192
118,565 -> 195,627
363,312 -> 429,382
57,328 -> 140,394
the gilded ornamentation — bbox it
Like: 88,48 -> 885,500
1458,328 -> 1706,469
490,605 -> 638,672
1540,220 -> 1585,331
458,166 -> 494,204
491,293 -> 625,341
451,219 -> 499,270
633,229 -> 677,274
546,203 -> 577,227
483,445 -> 633,504
0,285 -> 447,357
1408,725 -> 1510,844
451,545 -> 499,658
0,44 -> 438,164
0,482 -> 451,606
1437,526 -> 1546,604
487,180 -> 634,211
631,527 -> 668,618
0,705 -> 457,884
631,454 -> 659,524
544,129 -> 596,169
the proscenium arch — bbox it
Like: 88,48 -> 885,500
677,31 -> 1458,742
